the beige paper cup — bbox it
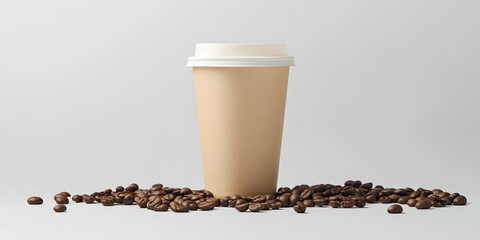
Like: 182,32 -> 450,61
187,44 -> 295,197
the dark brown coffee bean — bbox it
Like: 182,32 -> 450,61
294,184 -> 310,194
180,187 -> 193,195
394,189 -> 407,196
453,195 -> 467,205
397,196 -> 409,204
344,180 -> 354,186
55,195 -> 69,204
341,187 -> 355,196
101,198 -> 114,206
434,201 -> 444,207
248,203 -> 263,212
122,195 -> 133,205
235,203 -> 249,212
303,199 -> 315,207
265,193 -> 276,201
83,195 -> 95,204
360,182 -> 373,190
147,197 -> 162,209
341,200 -> 355,208
356,199 -> 366,208
136,198 -> 148,208
235,199 -> 248,206
104,189 -> 112,195
449,193 -> 460,199
388,194 -> 401,203
198,201 -> 215,210
271,201 -> 282,209
252,195 -> 266,203
352,181 -> 362,188
329,201 -> 340,208
220,196 -> 230,207
150,184 -> 163,191
277,187 -> 292,195
27,196 -> 43,205
154,204 -> 168,211
300,189 -> 313,199
116,186 -> 124,192
365,195 -> 377,203
388,204 -> 403,214
53,204 -> 67,212
279,194 -> 289,207
416,199 -> 432,209
59,192 -> 71,197
409,191 -> 421,199
169,202 -> 188,212
439,196 -> 452,205
407,198 -> 418,207
72,195 -> 82,203
313,197 -> 327,207
125,183 -> 139,192
289,194 -> 300,207
415,196 -> 426,201
204,190 -> 214,198
294,204 -> 307,213
379,196 -> 391,203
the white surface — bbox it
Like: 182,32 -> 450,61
187,43 -> 295,67
1,0 -> 480,239
1,193 -> 478,240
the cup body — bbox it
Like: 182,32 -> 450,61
193,66 -> 289,197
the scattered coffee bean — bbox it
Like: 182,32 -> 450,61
53,204 -> 67,212
235,203 -> 249,212
27,196 -> 43,205
388,204 -> 403,214
453,195 -> 467,205
407,199 -> 418,207
72,195 -> 83,203
341,200 -> 355,208
294,204 -> 306,213
249,203 -> 263,212
416,199 -> 432,209
198,201 -> 215,211
59,192 -> 71,197
55,195 -> 69,204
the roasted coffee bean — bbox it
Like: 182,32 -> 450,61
313,197 -> 328,207
261,203 -> 271,210
341,200 -> 355,208
72,195 -> 83,203
407,198 -> 418,207
220,196 -> 230,207
188,203 -> 197,211
352,181 -> 362,188
164,194 -> 175,202
53,204 -> 67,212
329,201 -> 340,208
277,187 -> 291,195
379,196 -> 391,203
235,203 -> 249,212
116,186 -> 124,192
388,204 -> 403,214
356,199 -> 366,208
249,203 -> 263,212
83,195 -> 95,204
150,184 -> 163,191
265,193 -> 276,201
409,191 -> 421,199
55,195 -> 69,204
169,202 -> 188,212
360,182 -> 373,190
394,189 -> 407,196
365,195 -> 377,203
27,196 -> 43,205
415,196 -> 426,202
294,184 -> 310,194
289,194 -> 300,207
204,190 -> 214,198
303,199 -> 315,207
59,192 -> 71,197
434,201 -> 444,207
104,189 -> 112,195
136,198 -> 148,208
236,199 -> 248,206
122,195 -> 134,205
230,195 -> 242,200
449,193 -> 460,199
344,180 -> 354,186
279,195 -> 289,207
154,204 -> 168,211
439,196 -> 452,205
252,195 -> 266,203
147,197 -> 162,209
180,187 -> 193,195
198,201 -> 215,211
271,201 -> 282,209
453,195 -> 467,205
341,188 -> 355,196
416,199 -> 432,209
125,183 -> 139,192
397,196 -> 409,204
389,194 -> 401,203
101,199 -> 114,206
300,189 -> 313,199
294,204 -> 307,213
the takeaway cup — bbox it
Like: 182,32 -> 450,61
187,43 -> 295,197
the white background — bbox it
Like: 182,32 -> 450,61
1,0 -> 479,239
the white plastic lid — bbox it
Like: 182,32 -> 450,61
187,43 -> 295,67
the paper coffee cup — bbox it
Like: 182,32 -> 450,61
188,43 -> 295,197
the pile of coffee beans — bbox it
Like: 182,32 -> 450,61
27,181 -> 468,214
